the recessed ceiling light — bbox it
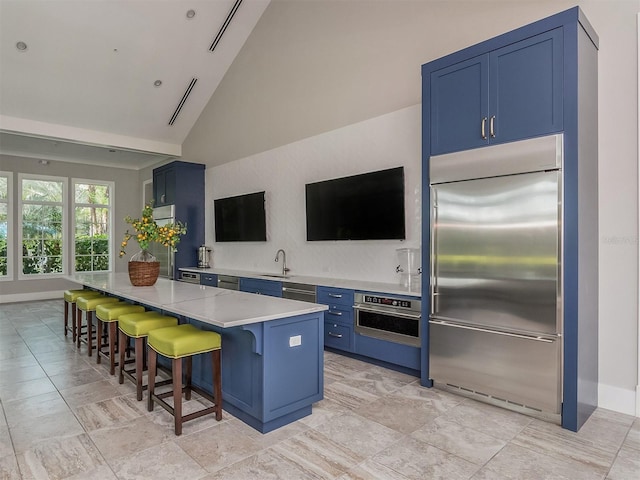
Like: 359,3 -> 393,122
16,41 -> 27,51
154,80 -> 162,87
186,9 -> 196,19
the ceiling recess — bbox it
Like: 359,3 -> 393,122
209,0 -> 243,52
168,77 -> 198,126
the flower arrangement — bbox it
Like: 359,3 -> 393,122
119,203 -> 187,259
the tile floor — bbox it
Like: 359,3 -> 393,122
0,299 -> 638,480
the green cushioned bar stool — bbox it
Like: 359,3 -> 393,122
76,295 -> 119,356
95,302 -> 145,375
118,311 -> 178,400
147,324 -> 222,435
63,289 -> 102,342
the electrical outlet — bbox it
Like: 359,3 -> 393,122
289,335 -> 302,347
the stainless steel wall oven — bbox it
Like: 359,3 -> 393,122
354,293 -> 421,347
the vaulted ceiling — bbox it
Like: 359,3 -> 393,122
0,0 -> 270,169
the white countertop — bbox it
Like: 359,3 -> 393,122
179,267 -> 422,298
68,272 -> 327,328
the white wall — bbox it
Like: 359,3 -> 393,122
206,105 -> 421,283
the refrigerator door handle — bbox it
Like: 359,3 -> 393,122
429,318 -> 558,343
430,188 -> 438,316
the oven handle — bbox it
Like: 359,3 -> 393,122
353,305 -> 421,320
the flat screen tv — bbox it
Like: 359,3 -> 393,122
305,166 -> 405,241
214,191 -> 267,242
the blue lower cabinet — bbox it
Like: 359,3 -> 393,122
240,278 -> 282,297
354,333 -> 420,372
324,321 -> 353,352
200,274 -> 218,287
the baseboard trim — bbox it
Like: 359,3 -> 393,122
598,383 -> 637,416
0,290 -> 64,304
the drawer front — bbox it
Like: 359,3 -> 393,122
317,287 -> 354,308
324,321 -> 353,352
200,274 -> 218,287
324,305 -> 353,326
240,278 -> 282,297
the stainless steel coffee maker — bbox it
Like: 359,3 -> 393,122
198,245 -> 212,268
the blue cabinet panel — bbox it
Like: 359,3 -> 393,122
324,321 -> 353,352
200,273 -> 218,287
355,333 -> 420,372
317,286 -> 354,353
264,315 -> 323,418
240,278 -> 282,297
430,55 -> 489,154
490,28 -> 563,143
317,286 -> 354,308
324,305 -> 352,325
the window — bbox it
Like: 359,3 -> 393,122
19,174 -> 66,276
0,172 -> 11,279
73,180 -> 113,272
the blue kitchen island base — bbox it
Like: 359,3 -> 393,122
186,312 -> 325,434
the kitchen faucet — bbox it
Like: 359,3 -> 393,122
274,249 -> 290,276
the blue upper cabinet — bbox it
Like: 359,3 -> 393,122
152,161 -> 205,277
428,28 -> 563,156
430,55 -> 489,154
489,28 -> 563,145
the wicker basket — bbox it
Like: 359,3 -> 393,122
128,261 -> 160,286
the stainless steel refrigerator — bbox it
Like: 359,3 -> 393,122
429,134 -> 563,417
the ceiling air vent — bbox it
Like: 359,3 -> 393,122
209,0 -> 242,52
168,77 -> 197,126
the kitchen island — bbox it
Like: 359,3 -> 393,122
68,272 -> 327,433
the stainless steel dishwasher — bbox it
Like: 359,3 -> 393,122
282,282 -> 316,302
217,275 -> 239,290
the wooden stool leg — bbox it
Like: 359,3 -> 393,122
76,309 -> 83,348
118,330 -> 126,384
135,337 -> 144,401
108,322 -> 117,375
87,312 -> 94,357
185,356 -> 192,401
64,301 -> 69,336
96,318 -> 102,364
72,302 -> 77,342
173,357 -> 183,435
147,348 -> 157,412
213,349 -> 222,421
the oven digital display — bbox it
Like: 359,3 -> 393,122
364,295 -> 411,309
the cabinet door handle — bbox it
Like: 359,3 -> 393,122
481,117 -> 488,139
328,331 -> 343,338
327,311 -> 343,317
160,194 -> 166,203
490,115 -> 496,138
328,293 -> 343,298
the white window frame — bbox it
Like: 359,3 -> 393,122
72,178 -> 114,273
18,173 -> 68,279
0,171 -> 13,281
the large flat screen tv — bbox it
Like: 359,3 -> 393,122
305,166 -> 406,241
214,191 -> 267,242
